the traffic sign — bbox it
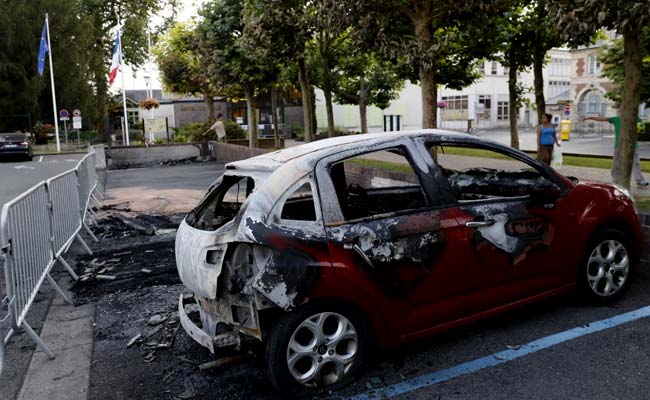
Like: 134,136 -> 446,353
72,116 -> 82,129
59,109 -> 69,118
564,103 -> 570,116
72,109 -> 81,117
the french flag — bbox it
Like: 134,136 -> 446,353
108,32 -> 120,85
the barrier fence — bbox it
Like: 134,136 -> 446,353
0,147 -> 101,375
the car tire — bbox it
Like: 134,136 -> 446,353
578,229 -> 634,305
265,301 -> 373,397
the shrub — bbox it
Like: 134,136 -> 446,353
34,122 -> 54,144
154,138 -> 166,145
290,123 -> 304,141
640,122 -> 650,142
223,120 -> 246,140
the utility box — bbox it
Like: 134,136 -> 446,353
561,120 -> 571,141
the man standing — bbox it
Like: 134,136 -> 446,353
583,106 -> 648,187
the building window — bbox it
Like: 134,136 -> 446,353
497,101 -> 509,120
491,61 -> 498,75
441,95 -> 468,120
503,66 -> 510,76
587,55 -> 601,75
549,57 -> 571,76
127,110 -> 139,129
477,95 -> 491,120
548,80 -> 571,99
478,62 -> 485,75
586,92 -> 602,114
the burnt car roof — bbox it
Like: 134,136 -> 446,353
225,129 -> 474,173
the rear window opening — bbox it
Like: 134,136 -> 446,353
187,176 -> 255,231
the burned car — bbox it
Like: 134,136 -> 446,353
176,130 -> 642,395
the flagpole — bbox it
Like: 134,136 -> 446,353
118,23 -> 130,146
45,13 -> 60,152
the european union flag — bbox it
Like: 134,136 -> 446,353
37,21 -> 48,76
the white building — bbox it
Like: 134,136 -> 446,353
315,48 -> 574,132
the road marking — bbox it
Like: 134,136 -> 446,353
65,159 -> 78,162
350,305 -> 650,400
38,156 -> 43,162
14,165 -> 35,170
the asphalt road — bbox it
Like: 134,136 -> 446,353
0,153 -> 86,208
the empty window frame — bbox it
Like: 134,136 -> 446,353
280,182 -> 318,221
328,148 -> 427,221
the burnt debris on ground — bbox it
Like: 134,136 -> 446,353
73,210 -> 279,400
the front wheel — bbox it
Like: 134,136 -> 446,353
265,302 -> 372,397
578,229 -> 634,304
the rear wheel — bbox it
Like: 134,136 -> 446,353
579,229 -> 634,304
266,302 -> 372,397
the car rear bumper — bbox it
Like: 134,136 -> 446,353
0,148 -> 30,157
178,294 -> 241,354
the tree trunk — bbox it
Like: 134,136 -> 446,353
244,84 -> 258,148
533,41 -> 546,126
508,56 -> 520,149
359,76 -> 368,133
271,88 -> 281,148
613,28 -> 643,189
297,57 -> 313,142
414,15 -> 437,129
204,93 -> 215,122
323,59 -> 336,137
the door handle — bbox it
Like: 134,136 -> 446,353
465,219 -> 495,228
343,242 -> 375,269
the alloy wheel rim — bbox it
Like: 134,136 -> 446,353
587,239 -> 629,297
286,312 -> 358,387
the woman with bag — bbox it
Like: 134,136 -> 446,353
537,113 -> 561,165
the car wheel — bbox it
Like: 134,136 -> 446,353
579,229 -> 634,304
266,302 -> 372,397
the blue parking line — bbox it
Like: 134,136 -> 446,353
350,305 -> 650,400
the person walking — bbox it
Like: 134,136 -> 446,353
582,106 -> 648,187
537,113 -> 561,165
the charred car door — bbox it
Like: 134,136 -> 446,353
424,138 -> 577,315
315,140 -> 470,338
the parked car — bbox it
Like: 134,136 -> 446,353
175,130 -> 641,396
0,133 -> 33,161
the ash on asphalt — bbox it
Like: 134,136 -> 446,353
73,212 -> 278,400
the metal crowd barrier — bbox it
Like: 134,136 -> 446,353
0,147 -> 101,372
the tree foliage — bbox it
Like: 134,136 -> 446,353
332,45 -> 405,132
154,22 -> 221,120
355,0 -> 510,129
198,0 -> 279,146
600,29 -> 650,106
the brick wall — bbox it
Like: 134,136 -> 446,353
208,141 -> 269,164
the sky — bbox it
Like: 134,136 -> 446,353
115,0 -> 205,95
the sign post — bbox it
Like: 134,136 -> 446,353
72,109 -> 82,148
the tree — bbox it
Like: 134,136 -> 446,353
0,0 -> 95,132
356,0 -> 509,129
309,0 -> 358,137
600,29 -> 650,106
243,0 -> 316,142
332,47 -> 405,133
154,22 -> 219,121
81,0 -> 168,139
199,0 -> 278,147
551,0 -> 650,188
496,3 -> 537,149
